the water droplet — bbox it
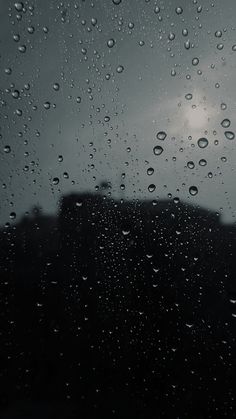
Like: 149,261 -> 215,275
154,6 -> 160,13
91,17 -> 97,26
232,45 -> 236,51
175,6 -> 183,14
185,93 -> 192,100
153,145 -> 163,156
116,65 -> 124,73
52,177 -> 59,185
58,155 -> 63,162
44,101 -> 51,109
168,32 -> 175,41
104,116 -> 110,122
217,43 -> 224,50
224,131 -> 235,140
147,167 -> 154,176
187,161 -> 195,169
156,131 -> 167,140
192,57 -> 199,66
14,2 -> 24,12
12,90 -> 20,99
148,184 -> 156,193
53,83 -> 60,91
10,212 -> 16,220
189,186 -> 198,196
4,145 -> 11,153
221,118 -> 230,128
5,68 -> 12,75
182,28 -> 188,36
215,30 -> 222,38
113,0 -> 121,4
197,137 -> 208,148
27,26 -> 35,34
199,159 -> 207,166
18,45 -> 26,53
184,40 -> 190,50
107,39 -> 115,48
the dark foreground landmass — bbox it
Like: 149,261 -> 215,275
0,193 -> 236,418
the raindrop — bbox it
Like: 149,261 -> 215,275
199,159 -> 207,166
52,177 -> 59,185
148,184 -> 156,193
116,65 -> 124,73
14,2 -> 24,11
224,131 -> 235,140
91,17 -> 97,26
10,212 -> 16,220
44,101 -> 51,109
221,103 -> 227,110
156,131 -> 167,140
4,145 -> 11,153
221,118 -> 230,128
197,137 -> 208,148
107,39 -> 115,48
18,45 -> 26,53
232,45 -> 236,51
175,6 -> 183,14
187,161 -> 195,169
58,155 -> 63,162
192,57 -> 199,66
147,167 -> 154,176
184,40 -> 190,50
185,93 -> 192,100
215,30 -> 222,38
153,145 -> 163,156
168,32 -> 175,41
53,83 -> 60,91
12,90 -> 20,99
189,186 -> 198,196
27,26 -> 35,34
113,0 -> 121,4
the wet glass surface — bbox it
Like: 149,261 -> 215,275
0,0 -> 236,417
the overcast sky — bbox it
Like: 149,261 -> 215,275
1,0 -> 236,224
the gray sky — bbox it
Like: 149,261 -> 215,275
1,0 -> 236,224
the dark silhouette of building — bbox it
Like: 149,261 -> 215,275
0,193 -> 235,418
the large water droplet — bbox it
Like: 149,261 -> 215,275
148,184 -> 156,193
116,65 -> 124,73
197,137 -> 208,148
147,167 -> 154,176
192,57 -> 199,66
107,39 -> 115,48
221,118 -> 230,128
153,145 -> 163,156
189,186 -> 198,196
224,131 -> 235,140
52,177 -> 59,185
156,131 -> 167,141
